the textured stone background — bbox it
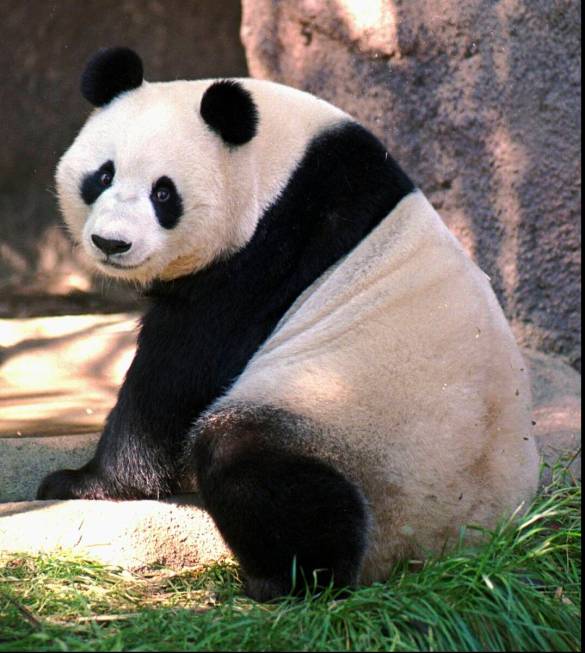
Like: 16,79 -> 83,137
0,0 -> 247,316
0,0 -> 581,371
242,0 -> 582,370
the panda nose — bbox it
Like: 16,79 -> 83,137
91,234 -> 132,255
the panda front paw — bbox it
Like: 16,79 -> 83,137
36,467 -> 111,500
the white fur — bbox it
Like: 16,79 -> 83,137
213,191 -> 539,582
56,79 -> 345,283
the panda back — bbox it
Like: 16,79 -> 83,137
211,190 -> 538,550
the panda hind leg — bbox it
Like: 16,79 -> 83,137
191,409 -> 369,602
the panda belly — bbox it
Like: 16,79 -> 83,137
203,191 -> 539,582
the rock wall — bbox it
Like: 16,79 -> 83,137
0,0 -> 247,316
241,0 -> 582,370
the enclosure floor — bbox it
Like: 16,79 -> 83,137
0,313 -> 138,502
0,313 -> 139,438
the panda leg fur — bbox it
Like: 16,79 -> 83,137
35,433 -> 178,501
191,411 -> 369,601
36,388 -> 182,500
35,434 -> 178,501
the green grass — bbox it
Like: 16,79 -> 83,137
0,470 -> 580,652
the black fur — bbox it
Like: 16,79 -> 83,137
150,176 -> 183,229
80,160 -> 115,205
81,47 -> 143,107
200,80 -> 259,146
38,120 -> 414,592
191,408 -> 368,601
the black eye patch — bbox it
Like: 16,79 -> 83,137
150,176 -> 183,229
80,160 -> 115,205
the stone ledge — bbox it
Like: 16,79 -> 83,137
0,497 -> 229,570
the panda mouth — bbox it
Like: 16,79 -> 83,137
102,257 -> 151,270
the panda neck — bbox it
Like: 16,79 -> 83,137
153,121 -> 413,295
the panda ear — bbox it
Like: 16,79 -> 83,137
200,80 -> 259,146
81,47 -> 144,107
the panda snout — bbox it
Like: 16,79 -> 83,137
91,234 -> 132,256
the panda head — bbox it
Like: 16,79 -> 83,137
56,47 -> 342,283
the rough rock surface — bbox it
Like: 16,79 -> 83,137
525,349 -> 582,485
0,434 -> 100,503
0,498 -> 229,569
241,0 -> 582,370
0,0 -> 247,317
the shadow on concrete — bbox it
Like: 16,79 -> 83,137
0,314 -> 138,437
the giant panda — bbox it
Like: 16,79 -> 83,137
37,47 -> 539,601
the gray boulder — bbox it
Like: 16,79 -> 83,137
241,0 -> 582,371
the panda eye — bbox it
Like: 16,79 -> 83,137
99,171 -> 113,187
150,176 -> 182,228
154,187 -> 171,202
